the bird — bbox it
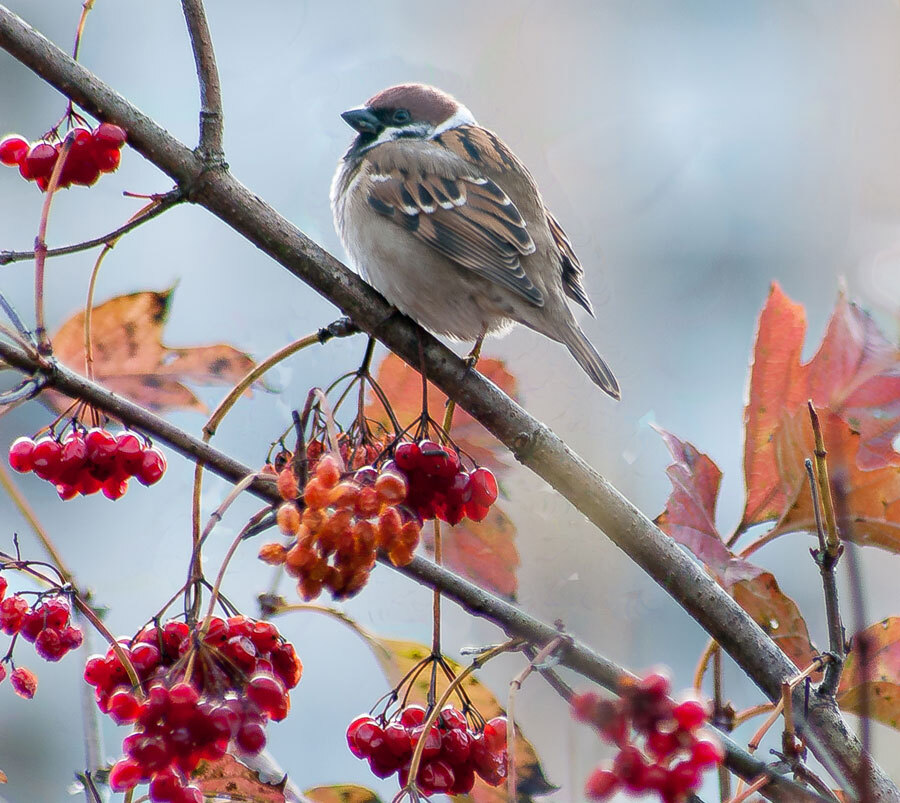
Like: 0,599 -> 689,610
330,83 -> 620,399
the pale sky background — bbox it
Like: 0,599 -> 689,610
1,1 -> 900,801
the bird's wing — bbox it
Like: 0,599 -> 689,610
364,128 -> 544,307
546,212 -> 594,316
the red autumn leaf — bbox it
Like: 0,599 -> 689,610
654,427 -> 761,587
731,572 -> 819,673
838,617 -> 900,730
366,352 -> 520,596
742,284 -> 900,529
43,287 -> 255,415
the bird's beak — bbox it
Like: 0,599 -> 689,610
341,106 -> 382,135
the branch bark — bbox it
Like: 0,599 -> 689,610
0,6 -> 893,799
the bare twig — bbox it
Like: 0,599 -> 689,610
180,0 -> 224,162
0,12 -> 892,796
713,643 -> 733,802
808,402 -> 841,559
805,459 -> 845,697
0,190 -> 182,266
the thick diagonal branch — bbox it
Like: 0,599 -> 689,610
0,7 -> 893,798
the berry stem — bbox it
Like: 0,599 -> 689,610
34,137 -> 73,354
402,640 -> 521,800
84,199 -> 163,382
71,0 -> 94,62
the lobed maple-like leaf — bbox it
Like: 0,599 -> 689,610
42,287 -> 255,415
741,284 -> 900,530
192,753 -> 287,801
654,429 -> 817,671
838,617 -> 900,730
366,352 -> 521,598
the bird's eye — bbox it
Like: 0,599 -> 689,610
392,109 -> 411,125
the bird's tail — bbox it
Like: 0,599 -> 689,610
563,325 -> 621,399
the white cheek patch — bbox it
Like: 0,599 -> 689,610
431,104 -> 477,136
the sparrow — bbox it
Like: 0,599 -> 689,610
330,83 -> 620,399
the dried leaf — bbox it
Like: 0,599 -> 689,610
192,753 -> 287,801
44,287 -> 255,415
731,572 -> 818,673
423,507 -> 520,601
366,352 -> 520,596
0,768 -> 6,783
838,617 -> 900,730
741,284 -> 900,529
304,785 -> 382,803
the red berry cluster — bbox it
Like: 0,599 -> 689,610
0,581 -> 84,699
259,453 -> 422,600
391,440 -> 498,525
0,123 -> 125,191
8,430 -> 166,500
347,705 -> 508,797
85,615 -> 302,801
573,673 -> 724,803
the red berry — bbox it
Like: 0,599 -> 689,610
585,768 -> 619,800
60,625 -> 83,650
673,699 -> 708,732
0,135 -> 28,165
0,595 -> 30,634
393,441 -> 421,471
691,735 -> 725,767
647,728 -> 680,759
102,475 -> 129,500
25,142 -> 58,180
178,786 -> 203,803
38,597 -> 70,630
465,500 -> 491,522
8,437 -> 35,472
0,663 -> 6,683
85,428 -> 118,465
247,673 -> 288,719
58,434 -> 88,481
383,721 -> 412,758
399,704 -> 426,728
637,671 -> 671,701
612,745 -> 648,792
482,716 -> 508,752
451,763 -> 476,795
235,719 -> 267,753
108,757 -> 142,791
92,122 -> 127,149
148,767 -> 182,802
441,727 -> 472,764
468,467 -> 498,506
439,705 -> 467,730
271,641 -> 303,688
31,438 -> 62,480
35,628 -> 67,661
108,689 -> 141,724
93,147 -> 121,173
419,758 -> 455,793
137,446 -> 167,486
0,576 -> 6,601
10,666 -> 37,699
346,715 -> 380,758
115,432 -> 144,474
666,760 -> 702,795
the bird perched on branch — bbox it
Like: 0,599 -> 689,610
331,83 -> 620,399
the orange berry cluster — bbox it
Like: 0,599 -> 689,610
259,453 -> 422,600
573,673 -> 724,803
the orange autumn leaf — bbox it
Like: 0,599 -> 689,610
741,284 -> 900,529
838,617 -> 900,730
44,287 -> 255,415
731,572 -> 818,673
366,352 -> 520,597
304,785 -> 382,803
769,410 -> 900,550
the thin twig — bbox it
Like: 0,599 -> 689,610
713,643 -> 732,802
180,0 -> 224,162
507,637 -> 564,803
808,402 -> 841,559
0,190 -> 182,266
805,459 -> 845,697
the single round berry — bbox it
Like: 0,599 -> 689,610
0,135 -> 28,165
690,735 -> 725,767
137,446 -> 167,486
10,666 -> 37,699
8,437 -> 35,472
468,467 -> 498,506
673,699 -> 708,731
235,719 -> 267,753
109,757 -> 143,791
25,142 -> 58,179
92,122 -> 127,149
585,768 -> 619,800
115,432 -> 144,474
482,716 -> 508,752
31,438 -> 62,480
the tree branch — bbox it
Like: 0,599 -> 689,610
180,0 -> 224,162
0,6 -> 893,798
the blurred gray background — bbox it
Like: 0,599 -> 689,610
1,1 -> 899,800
